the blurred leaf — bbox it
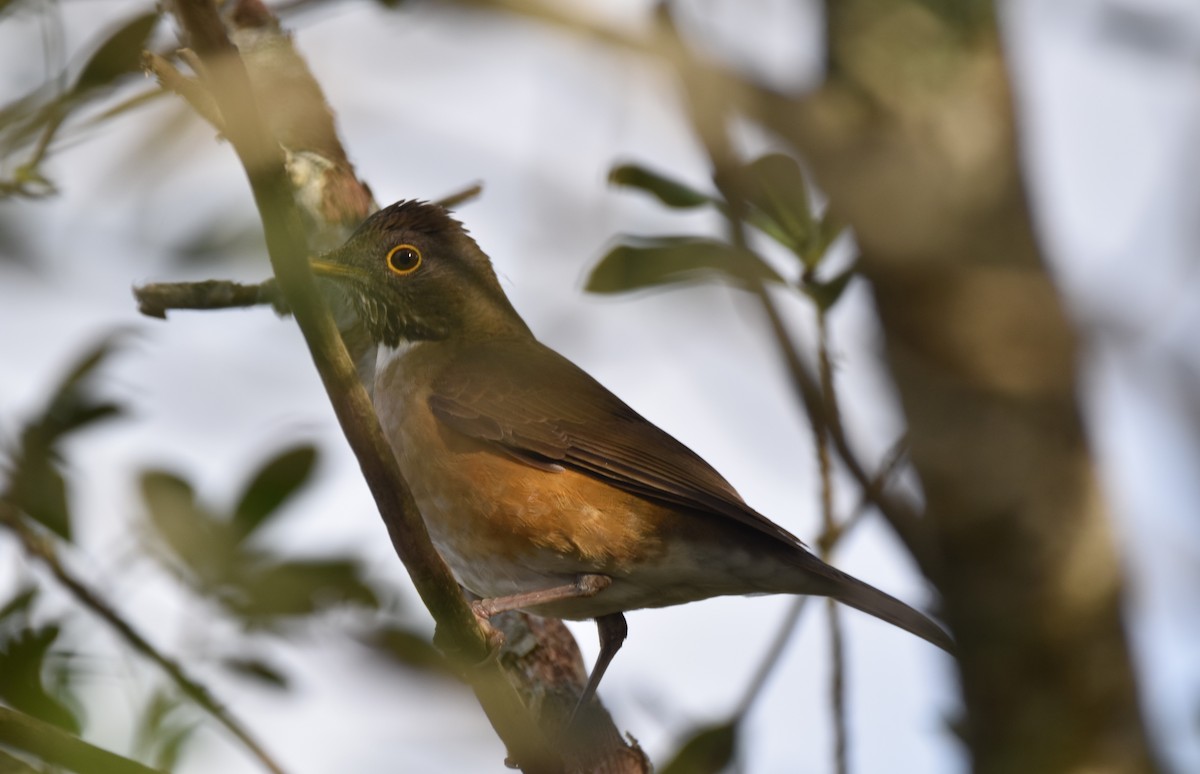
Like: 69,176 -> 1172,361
0,588 -> 38,624
231,445 -> 317,541
660,721 -> 738,774
143,455 -> 378,628
5,337 -> 124,540
151,723 -> 197,773
607,157 -> 832,269
587,236 -> 782,295
812,213 -> 846,263
171,216 -> 268,267
742,153 -> 815,263
0,11 -> 160,199
366,624 -> 453,678
802,264 -> 858,312
25,337 -> 124,444
913,0 -> 994,33
0,747 -> 40,774
132,690 -> 199,772
0,210 -> 38,266
0,0 -> 39,23
141,470 -> 240,589
6,462 -> 69,541
609,163 -> 715,209
72,12 -> 159,98
0,624 -> 81,734
231,559 -> 378,623
220,656 -> 290,690
0,82 -> 57,156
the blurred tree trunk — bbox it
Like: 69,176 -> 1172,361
762,3 -> 1158,772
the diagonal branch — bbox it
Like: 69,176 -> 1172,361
159,2 -> 647,771
165,2 -> 558,770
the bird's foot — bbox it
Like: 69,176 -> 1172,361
469,599 -> 507,663
432,607 -> 505,668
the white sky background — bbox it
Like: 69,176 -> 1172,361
1,0 -> 1199,772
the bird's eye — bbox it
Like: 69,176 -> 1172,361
385,244 -> 422,275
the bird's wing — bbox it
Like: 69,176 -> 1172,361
428,340 -> 805,549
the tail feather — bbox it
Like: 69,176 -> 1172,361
811,562 -> 955,654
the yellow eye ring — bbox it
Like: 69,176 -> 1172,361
385,243 -> 422,275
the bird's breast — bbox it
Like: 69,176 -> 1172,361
372,344 -> 671,601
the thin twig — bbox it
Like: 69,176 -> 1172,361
821,439 -> 908,556
0,503 -> 285,774
814,310 -> 848,774
750,284 -> 931,566
735,597 -> 810,718
434,181 -> 484,209
733,450 -> 907,719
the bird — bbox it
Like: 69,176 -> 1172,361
310,199 -> 953,718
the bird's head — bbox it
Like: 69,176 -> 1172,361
311,200 -> 529,347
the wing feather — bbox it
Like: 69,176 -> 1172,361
429,340 -> 804,549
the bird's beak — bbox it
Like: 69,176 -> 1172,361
309,258 -> 367,283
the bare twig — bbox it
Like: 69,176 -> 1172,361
0,503 -> 283,774
733,445 -> 905,720
814,310 -> 848,774
134,278 -> 282,318
435,181 -> 484,209
750,285 -> 932,566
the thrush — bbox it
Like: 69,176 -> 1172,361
311,199 -> 952,716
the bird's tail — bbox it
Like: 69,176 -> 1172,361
794,557 -> 955,654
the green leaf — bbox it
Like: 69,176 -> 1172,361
220,656 -> 290,690
0,705 -> 159,774
0,747 -> 41,774
810,212 -> 846,262
229,559 -> 379,624
72,12 -> 160,98
30,337 -> 124,444
6,462 -> 70,541
609,163 -> 715,209
231,445 -> 318,540
6,337 -> 124,540
587,236 -> 783,295
742,153 -> 817,264
0,624 -> 81,734
141,470 -> 240,589
0,588 -> 38,624
140,471 -> 199,530
132,690 -> 199,772
660,721 -> 738,774
367,625 -> 453,677
802,264 -> 858,312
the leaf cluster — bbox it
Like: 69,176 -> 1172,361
592,153 -> 853,312
0,9 -> 161,198
140,445 -> 381,630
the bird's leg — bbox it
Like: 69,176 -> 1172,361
469,573 -> 612,619
569,612 -> 628,726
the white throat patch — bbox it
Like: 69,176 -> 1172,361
376,340 -> 425,374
